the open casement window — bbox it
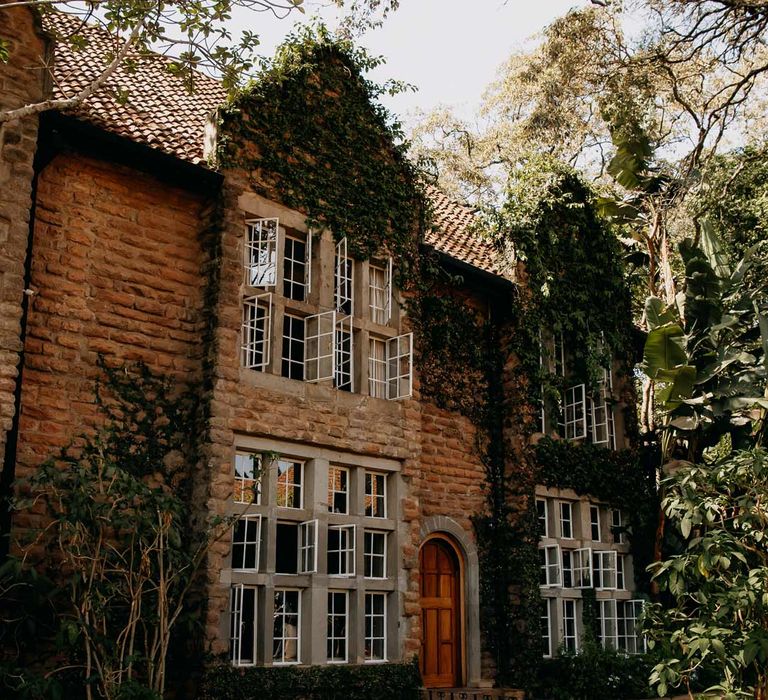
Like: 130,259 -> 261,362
304,311 -> 354,391
369,257 -> 393,324
334,237 -> 354,315
387,333 -> 413,400
242,293 -> 272,371
539,544 -> 561,587
305,310 -> 336,383
245,217 -> 279,288
328,524 -> 356,576
298,519 -> 318,574
599,599 -> 618,650
230,585 -> 257,666
334,314 -> 354,392
594,550 -> 618,590
573,547 -> 592,588
590,366 -> 616,448
232,515 -> 262,571
560,384 -> 587,440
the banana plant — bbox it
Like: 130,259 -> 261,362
640,221 -> 768,460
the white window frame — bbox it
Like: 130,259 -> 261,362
559,501 -> 574,539
368,337 -> 387,398
299,519 -> 318,574
561,549 -> 573,588
230,584 -> 257,667
305,310 -> 336,384
599,599 -> 618,650
540,544 -> 561,587
281,313 -> 305,381
364,530 -> 388,580
590,367 -> 616,448
242,292 -> 272,371
334,313 -> 354,392
617,599 -> 646,654
273,588 -> 301,665
364,471 -> 387,518
335,237 -> 354,314
542,598 -> 553,658
283,232 -> 310,301
561,384 -> 587,440
328,524 -> 356,577
590,505 -> 601,542
368,258 -> 392,324
328,465 -> 350,514
327,590 -> 349,663
387,333 -> 413,400
234,452 -> 261,505
562,598 -> 579,652
364,592 -> 387,662
611,508 -> 625,544
594,550 -> 618,590
244,217 -> 279,289
537,498 -> 549,538
617,554 -> 626,590
232,514 -> 262,571
276,459 -> 304,509
573,547 -> 592,589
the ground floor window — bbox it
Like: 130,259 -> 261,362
364,592 -> 387,661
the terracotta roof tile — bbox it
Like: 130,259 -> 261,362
44,13 -> 512,277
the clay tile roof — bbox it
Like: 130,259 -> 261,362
45,12 -> 226,165
424,186 -> 511,277
44,13 -> 512,278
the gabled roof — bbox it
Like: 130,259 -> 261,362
44,12 -> 509,278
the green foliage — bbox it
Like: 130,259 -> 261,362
536,437 -> 658,589
535,646 -> 655,700
9,360 -> 212,698
197,661 -> 421,700
639,228 -> 768,451
487,155 -> 633,388
645,449 -> 768,698
412,292 -> 489,419
695,146 -> 768,262
217,24 -> 423,280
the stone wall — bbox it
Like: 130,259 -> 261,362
0,5 -> 46,461
12,151 -> 210,516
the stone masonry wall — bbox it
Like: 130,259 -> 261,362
0,5 -> 46,461
12,152 -> 210,526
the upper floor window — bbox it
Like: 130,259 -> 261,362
283,233 -> 310,301
234,452 -> 261,505
365,471 -> 387,518
369,259 -> 392,324
276,459 -> 303,508
245,218 -> 278,288
335,238 -> 354,315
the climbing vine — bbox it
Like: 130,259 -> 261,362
216,24 -> 425,283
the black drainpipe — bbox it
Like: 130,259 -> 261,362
0,123 -> 52,562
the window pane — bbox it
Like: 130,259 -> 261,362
281,315 -> 305,380
364,531 -> 386,578
368,338 -> 387,399
273,589 -> 300,663
245,218 -> 277,287
365,472 -> 386,518
364,593 -> 386,661
230,586 -> 257,666
275,523 -> 298,574
369,264 -> 388,324
276,460 -> 303,508
232,516 -> 260,570
234,452 -> 261,504
328,466 -> 349,513
327,591 -> 348,662
283,235 -> 307,301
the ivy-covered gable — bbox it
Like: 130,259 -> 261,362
215,27 -> 423,268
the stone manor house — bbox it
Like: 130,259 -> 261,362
0,7 -> 647,692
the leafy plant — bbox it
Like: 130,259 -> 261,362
646,449 -> 768,699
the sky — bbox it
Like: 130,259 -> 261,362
234,0 -> 589,123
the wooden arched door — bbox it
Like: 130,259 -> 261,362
419,537 -> 462,688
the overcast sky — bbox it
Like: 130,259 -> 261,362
237,0 -> 588,122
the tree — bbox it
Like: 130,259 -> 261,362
0,0 -> 399,124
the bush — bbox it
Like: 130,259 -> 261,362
534,647 -> 654,700
197,661 -> 422,700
